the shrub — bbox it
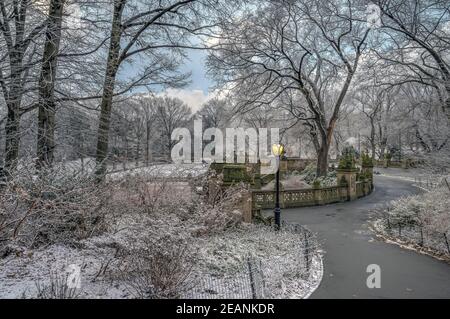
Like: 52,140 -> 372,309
0,164 -> 111,250
300,163 -> 337,187
312,179 -> 321,189
120,236 -> 195,299
361,152 -> 374,167
35,271 -> 80,299
338,146 -> 357,170
384,188 -> 450,232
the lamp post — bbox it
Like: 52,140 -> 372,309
272,144 -> 284,230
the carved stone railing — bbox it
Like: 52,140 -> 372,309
252,181 -> 373,213
210,161 -> 374,220
252,185 -> 349,210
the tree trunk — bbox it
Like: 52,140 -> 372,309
1,3 -> 28,173
95,0 -> 125,178
36,0 -> 65,168
316,137 -> 329,177
136,138 -> 140,167
146,121 -> 151,165
167,137 -> 172,161
379,137 -> 387,159
4,105 -> 20,173
444,81 -> 450,122
4,55 -> 24,173
316,114 -> 338,177
370,117 -> 376,160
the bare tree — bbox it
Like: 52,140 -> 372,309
197,97 -> 229,129
94,0 -> 218,177
36,0 -> 66,168
134,95 -> 158,165
374,0 -> 450,120
154,96 -> 191,159
0,0 -> 48,171
354,79 -> 387,160
208,0 -> 371,176
400,83 -> 449,153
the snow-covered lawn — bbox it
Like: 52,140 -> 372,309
47,158 -> 209,181
188,225 -> 322,299
107,163 -> 209,181
0,161 -> 322,299
0,224 -> 322,299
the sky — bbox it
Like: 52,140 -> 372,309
165,49 -> 216,113
64,2 -> 216,114
181,49 -> 211,93
121,48 -> 215,113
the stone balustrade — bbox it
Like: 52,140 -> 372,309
209,159 -> 374,222
251,180 -> 373,216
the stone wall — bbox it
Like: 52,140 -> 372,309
209,160 -> 374,222
251,166 -> 374,218
209,162 -> 260,188
251,180 -> 373,215
209,158 -> 315,189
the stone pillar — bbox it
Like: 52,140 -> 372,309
337,169 -> 358,201
314,188 -> 323,205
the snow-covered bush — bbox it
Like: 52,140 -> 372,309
300,163 -> 337,187
82,174 -> 251,298
0,165 -> 111,251
385,188 -> 450,231
338,146 -> 357,170
35,271 -> 80,299
385,196 -> 423,227
300,163 -> 317,183
106,173 -> 247,239
0,165 -> 322,299
119,236 -> 195,299
376,187 -> 450,256
262,173 -> 311,190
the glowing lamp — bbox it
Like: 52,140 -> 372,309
272,144 -> 284,156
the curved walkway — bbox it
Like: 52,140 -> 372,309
279,175 -> 450,298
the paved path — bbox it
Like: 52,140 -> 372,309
279,175 -> 450,298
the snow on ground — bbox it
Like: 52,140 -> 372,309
189,225 -> 322,299
107,163 -> 209,181
370,179 -> 450,262
0,160 -> 323,299
371,219 -> 450,263
376,167 -> 449,183
0,224 -> 322,299
49,159 -> 209,181
0,243 -> 128,299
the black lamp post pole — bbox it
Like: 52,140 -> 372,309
274,155 -> 281,229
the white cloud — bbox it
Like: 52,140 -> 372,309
157,88 -> 217,113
